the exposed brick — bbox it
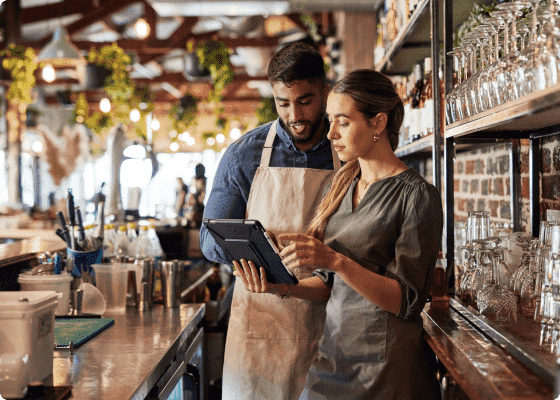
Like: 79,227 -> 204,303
542,147 -> 552,173
466,160 -> 475,175
498,155 -> 509,174
467,199 -> 475,212
543,175 -> 560,200
521,177 -> 530,199
475,160 -> 484,174
520,151 -> 529,174
457,161 -> 464,174
458,198 -> 466,212
471,179 -> 479,194
553,144 -> 560,172
481,179 -> 489,195
462,180 -> 469,193
477,199 -> 486,211
480,147 -> 489,154
493,177 -> 504,196
487,158 -> 497,175
489,200 -> 499,218
454,179 -> 460,192
500,200 -> 511,220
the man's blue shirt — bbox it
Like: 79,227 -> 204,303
200,118 -> 334,264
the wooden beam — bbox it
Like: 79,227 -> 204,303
3,0 -> 96,25
64,0 -> 140,36
286,13 -> 308,33
4,0 -> 22,44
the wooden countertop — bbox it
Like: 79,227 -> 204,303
422,300 -> 555,399
51,303 -> 205,400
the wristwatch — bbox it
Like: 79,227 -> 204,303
278,284 -> 292,299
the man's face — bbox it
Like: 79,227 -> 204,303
271,79 -> 328,145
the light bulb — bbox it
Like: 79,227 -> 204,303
100,98 -> 111,113
130,108 -> 140,122
230,127 -> 241,140
207,137 -> 216,146
216,133 -> 225,143
42,64 -> 55,83
170,142 -> 179,152
134,18 -> 151,39
32,140 -> 43,154
186,137 -> 195,146
151,118 -> 160,131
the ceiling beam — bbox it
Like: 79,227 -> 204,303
2,0 -> 95,25
64,0 -> 141,36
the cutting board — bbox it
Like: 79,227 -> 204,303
54,318 -> 114,349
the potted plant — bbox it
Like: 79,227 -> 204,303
1,44 -> 38,106
169,93 -> 198,134
196,40 -> 234,104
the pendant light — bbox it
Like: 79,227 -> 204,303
37,26 -> 85,68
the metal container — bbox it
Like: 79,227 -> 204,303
161,260 -> 182,308
135,258 -> 155,309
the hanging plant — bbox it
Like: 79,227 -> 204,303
256,96 -> 278,126
169,93 -> 198,134
1,44 -> 38,105
196,40 -> 234,104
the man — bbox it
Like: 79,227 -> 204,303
200,42 -> 341,399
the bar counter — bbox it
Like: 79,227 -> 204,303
0,234 -> 65,268
50,303 -> 205,400
423,298 -> 555,399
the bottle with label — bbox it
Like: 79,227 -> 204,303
420,57 -> 434,138
103,224 -> 117,260
115,225 -> 131,258
430,251 -> 448,300
399,76 -> 410,148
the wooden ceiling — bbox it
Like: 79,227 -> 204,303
0,0 -> 334,106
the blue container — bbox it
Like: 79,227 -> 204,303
67,247 -> 103,281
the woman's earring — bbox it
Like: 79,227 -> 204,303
373,135 -> 379,142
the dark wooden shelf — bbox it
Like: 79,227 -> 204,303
395,135 -> 434,158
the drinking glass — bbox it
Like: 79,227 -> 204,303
467,211 -> 490,242
446,48 -> 465,124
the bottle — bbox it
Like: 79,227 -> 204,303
387,0 -> 399,42
401,76 -> 411,147
115,225 -> 131,257
410,63 -> 424,142
374,23 -> 385,66
430,251 -> 447,300
419,57 -> 434,138
135,225 -> 152,259
148,224 -> 165,298
103,224 -> 117,260
127,222 -> 138,243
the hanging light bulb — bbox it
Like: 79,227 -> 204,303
130,108 -> 140,122
207,137 -> 216,146
151,118 -> 160,131
170,142 -> 179,152
42,64 -> 56,83
186,137 -> 196,146
134,18 -> 151,39
100,98 -> 111,113
230,127 -> 242,140
216,133 -> 225,143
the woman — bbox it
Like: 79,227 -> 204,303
234,69 -> 443,399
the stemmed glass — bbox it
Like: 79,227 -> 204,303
496,2 -> 530,101
455,37 -> 477,119
520,0 -> 550,95
488,9 -> 515,106
473,24 -> 497,112
446,48 -> 466,124
478,17 -> 503,110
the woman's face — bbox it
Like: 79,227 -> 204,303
326,92 -> 380,163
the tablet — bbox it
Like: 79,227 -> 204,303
202,219 -> 298,285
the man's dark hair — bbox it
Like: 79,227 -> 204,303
268,42 -> 326,87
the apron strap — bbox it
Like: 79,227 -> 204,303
260,118 -> 342,170
259,121 -> 277,168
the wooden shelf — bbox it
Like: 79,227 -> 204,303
375,0 -> 430,74
446,84 -> 560,139
395,134 -> 434,158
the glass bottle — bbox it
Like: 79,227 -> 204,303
400,76 -> 410,147
115,225 -> 131,257
410,63 -> 424,142
135,225 -> 153,259
520,249 -> 543,319
103,224 -> 117,260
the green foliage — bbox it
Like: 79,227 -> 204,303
1,44 -> 38,105
196,40 -> 234,104
256,97 -> 278,126
169,93 -> 198,134
300,14 -> 322,43
81,43 -> 153,138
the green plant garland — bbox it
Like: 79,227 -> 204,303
1,44 -> 38,105
256,97 -> 278,126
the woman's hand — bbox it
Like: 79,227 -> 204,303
278,234 -> 343,273
233,259 -> 283,295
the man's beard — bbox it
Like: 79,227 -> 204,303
280,113 -> 325,145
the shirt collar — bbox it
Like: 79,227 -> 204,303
275,116 -> 331,153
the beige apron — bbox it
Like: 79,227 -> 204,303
222,120 -> 341,400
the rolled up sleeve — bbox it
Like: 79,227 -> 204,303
390,184 -> 443,320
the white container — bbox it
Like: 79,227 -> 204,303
18,272 -> 73,316
0,291 -> 58,382
0,353 -> 31,399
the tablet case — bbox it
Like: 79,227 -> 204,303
203,219 -> 298,285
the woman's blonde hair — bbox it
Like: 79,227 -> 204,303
306,70 -> 404,241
